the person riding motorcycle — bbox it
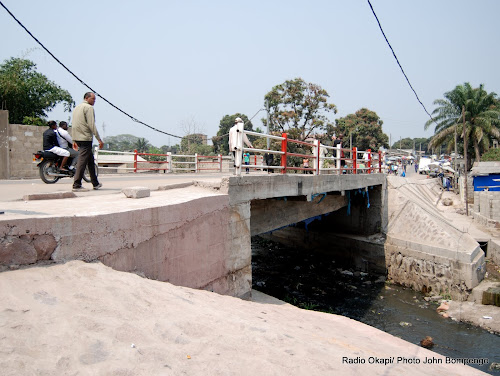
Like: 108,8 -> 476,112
43,121 -> 70,172
56,121 -> 79,170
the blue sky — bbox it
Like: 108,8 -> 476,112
1,0 -> 499,147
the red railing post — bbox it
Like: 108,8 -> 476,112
352,147 -> 357,174
280,133 -> 288,174
367,149 -> 372,174
378,151 -> 382,173
134,149 -> 138,173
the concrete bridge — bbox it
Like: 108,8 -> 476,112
0,172 -> 485,299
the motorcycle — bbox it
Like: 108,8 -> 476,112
33,150 -> 99,184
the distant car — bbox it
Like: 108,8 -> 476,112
418,157 -> 432,174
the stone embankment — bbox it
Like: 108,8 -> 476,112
386,175 -> 500,333
385,176 -> 486,299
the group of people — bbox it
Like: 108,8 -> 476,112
43,92 -> 104,191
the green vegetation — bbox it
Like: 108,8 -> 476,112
0,57 -> 74,124
481,148 -> 500,161
335,108 -> 389,151
263,77 -> 337,141
213,113 -> 255,155
426,82 -> 500,169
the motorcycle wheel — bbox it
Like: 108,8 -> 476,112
83,162 -> 99,183
39,160 -> 60,184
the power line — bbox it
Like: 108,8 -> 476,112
366,0 -> 436,124
0,0 -> 193,140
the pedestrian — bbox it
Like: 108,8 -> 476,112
243,151 -> 250,174
303,158 -> 310,174
228,117 -> 253,172
71,92 -> 103,191
415,163 -> 418,173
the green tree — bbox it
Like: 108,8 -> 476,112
181,133 -> 205,154
390,137 -> 430,152
335,108 -> 389,151
263,78 -> 337,141
213,113 -> 254,155
103,134 -> 139,151
481,148 -> 500,161
134,137 -> 151,153
0,57 -> 74,124
425,83 -> 500,167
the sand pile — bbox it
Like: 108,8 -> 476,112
0,261 -> 484,375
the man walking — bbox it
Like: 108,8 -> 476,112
72,92 -> 103,191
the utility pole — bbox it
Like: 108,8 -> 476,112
463,105 -> 468,216
454,122 -> 458,172
266,99 -> 270,149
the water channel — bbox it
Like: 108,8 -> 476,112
251,236 -> 500,375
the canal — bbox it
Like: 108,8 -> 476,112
251,236 -> 500,375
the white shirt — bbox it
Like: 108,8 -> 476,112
228,122 -> 252,152
56,127 -> 73,149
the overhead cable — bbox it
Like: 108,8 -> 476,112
1,0 -> 262,141
366,0 -> 436,124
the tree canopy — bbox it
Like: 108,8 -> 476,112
0,57 -> 74,124
263,78 -> 337,141
425,82 -> 500,166
335,108 -> 389,151
213,113 -> 254,155
103,134 -> 140,151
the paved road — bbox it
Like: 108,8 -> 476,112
0,173 -> 234,202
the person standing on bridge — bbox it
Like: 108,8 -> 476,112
71,92 -> 103,191
229,117 -> 253,172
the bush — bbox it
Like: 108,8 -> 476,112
481,148 -> 500,161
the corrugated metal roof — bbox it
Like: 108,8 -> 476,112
470,161 -> 500,176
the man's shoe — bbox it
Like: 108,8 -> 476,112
93,183 -> 102,190
72,186 -> 89,192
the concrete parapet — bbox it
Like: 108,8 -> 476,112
0,189 -> 252,297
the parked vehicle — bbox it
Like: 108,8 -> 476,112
33,150 -> 98,184
418,157 -> 432,174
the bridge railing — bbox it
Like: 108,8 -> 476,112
96,149 -> 233,173
240,129 -> 383,176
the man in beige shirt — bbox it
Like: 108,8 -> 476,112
72,92 -> 104,191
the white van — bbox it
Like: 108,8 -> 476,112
418,157 -> 432,174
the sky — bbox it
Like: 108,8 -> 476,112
1,0 -> 500,148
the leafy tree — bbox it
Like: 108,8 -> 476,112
263,78 -> 337,141
390,137 -> 430,153
335,108 -> 389,151
181,133 -> 204,153
103,134 -> 139,151
481,148 -> 500,161
213,113 -> 254,155
0,57 -> 74,124
134,137 -> 151,153
425,83 -> 500,168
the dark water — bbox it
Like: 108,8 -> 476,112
251,236 -> 500,374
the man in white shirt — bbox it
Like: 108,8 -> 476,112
56,121 -> 79,170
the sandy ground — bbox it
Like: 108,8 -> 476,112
0,261 -> 488,376
0,171 -> 497,375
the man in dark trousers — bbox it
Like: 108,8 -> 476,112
71,92 -> 103,191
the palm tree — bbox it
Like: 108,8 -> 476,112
425,83 -> 500,168
134,138 -> 150,153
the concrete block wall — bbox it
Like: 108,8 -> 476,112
8,124 -> 45,179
